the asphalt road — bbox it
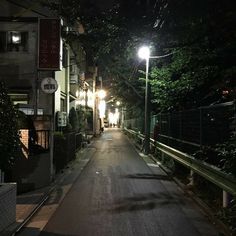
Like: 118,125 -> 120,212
21,129 -> 220,236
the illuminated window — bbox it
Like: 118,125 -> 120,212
0,31 -> 28,52
8,31 -> 21,44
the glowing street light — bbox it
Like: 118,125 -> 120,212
97,89 -> 106,99
138,46 -> 174,154
138,46 -> 151,154
138,46 -> 150,60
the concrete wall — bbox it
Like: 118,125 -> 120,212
0,21 -> 38,97
0,183 -> 16,233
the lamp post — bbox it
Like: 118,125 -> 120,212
138,47 -> 174,154
138,46 -> 151,154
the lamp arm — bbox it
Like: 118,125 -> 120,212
149,52 -> 174,59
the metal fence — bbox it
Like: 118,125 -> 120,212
124,128 -> 236,199
124,101 -> 236,154
35,130 -> 50,150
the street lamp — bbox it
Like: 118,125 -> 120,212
97,89 -> 106,100
138,46 -> 174,154
138,46 -> 151,154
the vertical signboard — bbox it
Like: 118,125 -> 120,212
38,18 -> 62,70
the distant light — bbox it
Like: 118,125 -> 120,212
99,100 -> 106,118
116,101 -> 121,106
76,88 -> 94,108
76,90 -> 79,97
108,110 -> 119,125
138,46 -> 150,60
98,89 -> 106,99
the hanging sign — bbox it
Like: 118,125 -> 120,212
41,77 -> 58,94
38,18 -> 62,70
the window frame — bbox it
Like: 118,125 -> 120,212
0,31 -> 29,52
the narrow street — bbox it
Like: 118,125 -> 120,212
20,129 -> 219,236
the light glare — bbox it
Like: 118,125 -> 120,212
98,89 -> 106,99
138,46 -> 150,60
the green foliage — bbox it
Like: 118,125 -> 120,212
215,142 -> 236,176
41,0 -> 236,113
76,105 -> 86,131
67,105 -> 91,133
68,106 -> 93,132
193,140 -> 236,177
149,0 -> 236,111
40,0 -> 81,25
217,198 -> 236,235
0,82 -> 20,172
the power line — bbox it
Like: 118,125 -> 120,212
4,0 -> 49,17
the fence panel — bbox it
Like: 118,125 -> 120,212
124,101 -> 235,154
36,130 -> 50,150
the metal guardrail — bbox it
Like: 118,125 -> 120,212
124,128 -> 236,197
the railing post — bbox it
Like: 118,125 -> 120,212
223,191 -> 230,208
179,111 -> 182,145
161,152 -> 165,163
0,169 -> 4,183
199,107 -> 203,149
125,127 -> 236,197
168,113 -> 171,146
189,170 -> 194,186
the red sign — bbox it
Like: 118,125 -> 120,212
38,18 -> 62,70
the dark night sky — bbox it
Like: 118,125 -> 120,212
95,0 -> 116,9
81,0 -> 117,11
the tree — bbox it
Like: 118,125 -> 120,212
149,0 -> 236,111
0,82 -> 20,172
40,0 -> 236,113
39,1 -> 154,114
78,3 -> 156,115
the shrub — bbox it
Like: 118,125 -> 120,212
0,82 -> 20,172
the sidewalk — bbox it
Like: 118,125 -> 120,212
3,141 -> 96,236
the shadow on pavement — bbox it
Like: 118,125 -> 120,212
17,193 -> 46,204
107,192 -> 179,213
122,173 -> 172,181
